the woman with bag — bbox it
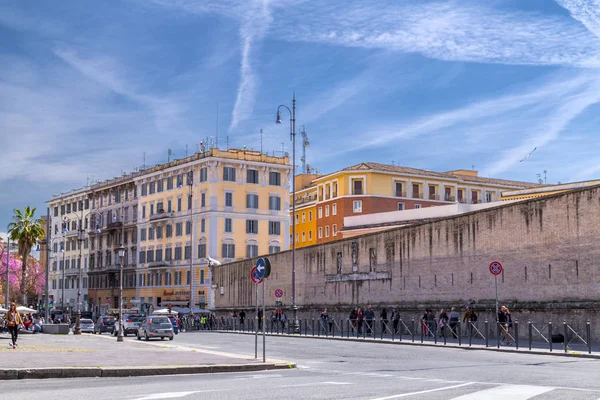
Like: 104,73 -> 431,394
6,303 -> 23,349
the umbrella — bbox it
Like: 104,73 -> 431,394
0,307 -> 7,313
152,308 -> 178,315
17,306 -> 37,313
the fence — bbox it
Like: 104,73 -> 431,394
203,316 -> 593,354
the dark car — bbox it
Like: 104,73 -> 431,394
95,316 -> 116,334
137,316 -> 174,341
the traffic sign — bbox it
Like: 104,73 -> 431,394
489,261 -> 503,276
250,266 -> 263,284
255,258 -> 267,280
274,288 -> 283,298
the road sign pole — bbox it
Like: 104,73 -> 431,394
262,280 -> 266,363
255,282 -> 258,359
495,274 -> 499,320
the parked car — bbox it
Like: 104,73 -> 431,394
166,315 -> 179,334
137,316 -> 174,341
113,314 -> 144,337
95,316 -> 116,334
80,319 -> 95,333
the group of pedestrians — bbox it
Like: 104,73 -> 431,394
421,307 -> 469,338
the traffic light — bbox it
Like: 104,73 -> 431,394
168,303 -> 172,315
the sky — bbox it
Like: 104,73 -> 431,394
1,0 -> 600,229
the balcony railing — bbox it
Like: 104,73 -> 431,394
412,193 -> 424,199
428,194 -> 439,201
148,261 -> 172,268
150,211 -> 175,222
395,191 -> 407,198
444,195 -> 456,202
106,221 -> 123,231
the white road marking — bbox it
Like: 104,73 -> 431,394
277,381 -> 354,388
369,382 -> 475,400
134,391 -> 221,400
449,385 -> 555,399
321,381 -> 353,385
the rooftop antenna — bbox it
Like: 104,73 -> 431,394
185,144 -> 188,158
300,125 -> 309,173
226,136 -> 229,150
168,149 -> 172,162
260,129 -> 263,154
216,99 -> 220,149
142,152 -> 147,170
544,169 -> 547,184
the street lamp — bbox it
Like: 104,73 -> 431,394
276,93 -> 298,333
187,171 -> 194,319
116,244 -> 125,342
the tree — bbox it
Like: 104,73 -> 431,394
7,206 -> 45,303
0,240 -> 46,306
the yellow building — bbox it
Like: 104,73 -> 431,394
134,148 -> 290,310
292,174 -> 319,249
291,162 -> 539,246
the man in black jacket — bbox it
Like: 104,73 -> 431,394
364,305 -> 375,336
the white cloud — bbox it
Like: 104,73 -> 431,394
556,0 -> 600,39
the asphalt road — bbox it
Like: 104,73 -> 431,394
1,331 -> 599,399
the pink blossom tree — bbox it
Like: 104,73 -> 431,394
0,239 -> 46,305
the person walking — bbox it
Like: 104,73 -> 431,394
391,307 -> 400,335
438,309 -> 449,338
364,305 -> 375,336
448,307 -> 460,338
463,306 -> 477,337
320,308 -> 329,333
498,305 -> 511,345
380,308 -> 388,334
6,303 -> 23,349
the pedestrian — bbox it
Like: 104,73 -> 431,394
271,312 -> 278,331
391,307 -> 400,335
463,306 -> 477,337
364,305 -> 375,336
427,309 -> 436,337
498,305 -> 511,345
448,307 -> 460,338
280,311 -> 287,331
239,310 -> 246,326
380,307 -> 388,334
320,308 -> 329,333
356,307 -> 364,335
349,308 -> 357,333
438,309 -> 448,338
6,303 -> 23,349
257,309 -> 263,330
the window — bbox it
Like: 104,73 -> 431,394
54,207 -> 58,217
140,228 -> 147,241
223,166 -> 236,182
247,169 -> 259,184
246,219 -> 258,234
166,224 -> 173,238
177,198 -> 182,212
184,245 -> 191,260
246,194 -> 259,209
318,207 -> 322,218
176,223 -> 182,236
412,184 -> 421,198
142,205 -> 146,219
246,245 -> 258,258
269,171 -> 281,186
156,226 -> 163,239
302,213 -> 306,223
398,203 -> 405,211
308,231 -> 313,241
269,196 -> 281,210
167,199 -> 172,212
325,226 -> 330,237
225,192 -> 233,207
353,179 -> 363,195
302,232 -> 305,242
176,174 -> 183,187
415,204 -> 422,209
165,248 -> 172,261
295,233 -> 299,243
325,205 -> 330,217
174,247 -> 182,260
353,200 -> 362,213
157,179 -> 164,192
185,221 -> 191,235
269,221 -> 280,235
148,227 -> 155,240
155,249 -> 163,262
222,243 -> 235,258
149,182 -> 155,195
139,251 -> 146,264
308,211 -> 312,221
486,192 -> 493,203
199,167 -> 207,182
332,224 -> 337,236
201,192 -> 206,207
146,250 -> 154,263
332,203 -> 337,215
187,195 -> 192,210
197,243 -> 206,259
167,176 -> 173,190
225,218 -> 232,233
318,227 -> 323,238
395,182 -> 404,197
269,245 -> 280,254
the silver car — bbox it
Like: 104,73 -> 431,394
137,316 -> 174,341
80,319 -> 95,333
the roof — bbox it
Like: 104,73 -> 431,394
340,162 -> 538,189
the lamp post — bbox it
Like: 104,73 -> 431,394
187,171 -> 194,318
116,244 -> 125,342
276,93 -> 298,333
73,202 -> 85,335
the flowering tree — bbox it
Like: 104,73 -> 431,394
0,239 -> 46,305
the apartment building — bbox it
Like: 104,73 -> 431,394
134,148 -> 290,310
47,187 -> 92,313
292,162 -> 539,247
87,174 -> 139,317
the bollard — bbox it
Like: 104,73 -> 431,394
381,320 -> 384,340
564,320 -> 568,353
587,320 -> 592,354
485,320 -> 489,348
312,319 -> 315,336
515,320 -> 519,350
528,320 -> 532,350
434,321 -> 438,345
347,319 -> 350,339
549,320 -> 553,352
496,319 -> 500,349
468,323 -> 472,347
363,322 -> 366,339
458,322 -> 461,346
412,318 -> 415,343
318,319 -> 321,337
420,319 -> 424,343
443,324 -> 447,346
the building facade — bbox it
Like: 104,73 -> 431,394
87,174 -> 139,317
291,162 -> 539,248
47,187 -> 92,314
134,148 -> 291,311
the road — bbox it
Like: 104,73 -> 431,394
1,331 -> 599,399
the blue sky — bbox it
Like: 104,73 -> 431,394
2,0 -> 600,229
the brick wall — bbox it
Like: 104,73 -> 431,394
211,185 -> 600,336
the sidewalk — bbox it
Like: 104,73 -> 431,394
0,332 -> 295,380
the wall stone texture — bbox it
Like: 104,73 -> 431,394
211,185 -> 600,339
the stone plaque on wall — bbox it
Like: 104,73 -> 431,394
352,242 -> 358,272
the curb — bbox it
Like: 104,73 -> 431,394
0,362 -> 296,380
216,330 -> 600,360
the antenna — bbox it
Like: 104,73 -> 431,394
185,144 -> 188,157
142,152 -> 147,170
544,169 -> 547,184
260,129 -> 263,154
168,149 -> 172,162
301,125 -> 309,173
226,136 -> 229,150
216,99 -> 220,149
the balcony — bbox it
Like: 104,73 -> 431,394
428,194 -> 439,201
412,193 -> 424,199
444,195 -> 456,202
105,221 -> 123,231
150,211 -> 174,222
395,191 -> 407,198
148,261 -> 172,268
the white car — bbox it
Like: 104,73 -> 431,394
80,319 -> 95,333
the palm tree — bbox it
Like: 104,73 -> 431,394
7,206 -> 45,304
